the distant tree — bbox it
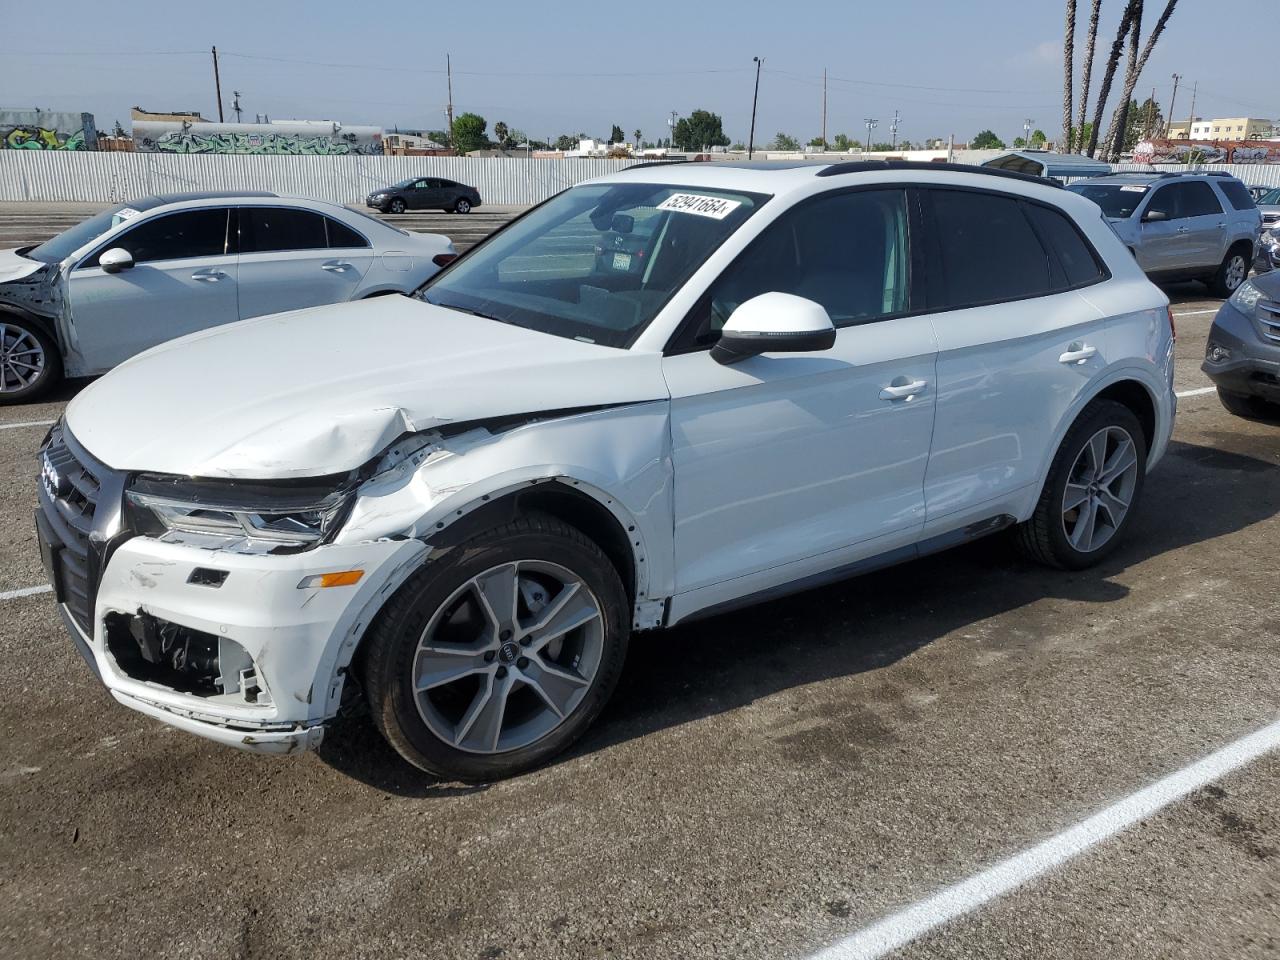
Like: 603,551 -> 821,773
898,139 -> 915,150
1013,137 -> 1027,148
1030,128 -> 1048,147
508,128 -> 529,147
1126,97 -> 1162,149
771,132 -> 801,151
427,129 -> 451,146
610,124 -> 625,144
832,133 -> 855,151
1067,122 -> 1093,149
807,135 -> 826,148
112,119 -> 126,138
971,129 -> 1006,149
869,142 -> 896,152
493,121 -> 510,148
672,109 -> 730,151
452,113 -> 489,153
554,134 -> 578,151
730,141 -> 746,151
633,129 -> 642,146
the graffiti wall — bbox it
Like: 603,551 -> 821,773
0,110 -> 97,151
133,120 -> 383,155
1135,139 -> 1280,164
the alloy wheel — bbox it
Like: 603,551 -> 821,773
411,560 -> 605,754
1225,254 -> 1247,292
0,323 -> 45,394
1061,425 -> 1140,553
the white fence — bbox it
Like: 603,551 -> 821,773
1111,162 -> 1280,188
0,151 -> 642,205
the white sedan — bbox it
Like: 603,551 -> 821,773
0,191 -> 455,402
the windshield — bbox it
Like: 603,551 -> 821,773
418,182 -> 768,348
1067,182 -> 1150,219
24,202 -> 155,264
1260,188 -> 1280,206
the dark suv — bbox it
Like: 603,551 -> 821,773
366,177 -> 482,215
1203,270 -> 1280,419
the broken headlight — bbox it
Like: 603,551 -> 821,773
126,475 -> 356,553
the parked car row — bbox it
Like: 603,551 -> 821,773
33,160 -> 1180,781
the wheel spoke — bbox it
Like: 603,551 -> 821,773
1099,438 -> 1136,486
1069,497 -> 1097,551
1063,481 -> 1091,512
1095,487 -> 1129,528
474,563 -> 520,633
454,671 -> 514,752
1086,432 -> 1108,478
521,658 -> 589,719
415,654 -> 489,692
525,581 -> 599,647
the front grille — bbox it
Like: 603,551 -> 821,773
1256,298 -> 1280,343
37,426 -> 127,636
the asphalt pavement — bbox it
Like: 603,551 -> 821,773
0,204 -> 1277,960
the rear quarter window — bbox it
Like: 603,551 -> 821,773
1022,202 -> 1108,288
1218,180 -> 1257,211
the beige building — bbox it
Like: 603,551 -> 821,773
1184,117 -> 1275,141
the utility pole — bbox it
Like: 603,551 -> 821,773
890,109 -> 900,150
1186,80 -> 1198,139
446,53 -> 455,147
232,91 -> 242,124
821,68 -> 828,151
863,117 -> 878,152
668,110 -> 678,150
1165,73 -> 1181,138
1023,117 -> 1034,148
211,46 -> 225,122
748,56 -> 763,160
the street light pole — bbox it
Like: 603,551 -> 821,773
748,56 -> 763,160
1165,73 -> 1181,138
863,118 -> 878,152
1023,117 -> 1034,148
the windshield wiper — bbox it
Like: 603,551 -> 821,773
430,301 -> 503,323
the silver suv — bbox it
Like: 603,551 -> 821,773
1069,172 -> 1261,296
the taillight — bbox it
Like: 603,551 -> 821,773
433,253 -> 458,268
1167,305 -> 1176,341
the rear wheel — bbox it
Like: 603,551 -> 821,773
1217,387 -> 1280,421
1210,246 -> 1250,297
453,197 -> 472,214
1016,399 -> 1147,570
0,316 -> 61,405
361,513 -> 629,781
388,198 -> 406,214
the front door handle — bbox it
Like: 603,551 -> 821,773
879,378 -> 929,401
321,260 -> 354,272
191,269 -> 227,282
1176,226 -> 1190,234
1059,343 -> 1097,365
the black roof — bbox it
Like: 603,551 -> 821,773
816,159 -> 1062,188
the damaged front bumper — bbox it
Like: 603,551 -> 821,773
49,530 -> 427,755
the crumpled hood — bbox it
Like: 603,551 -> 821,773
0,248 -> 47,285
65,296 -> 667,478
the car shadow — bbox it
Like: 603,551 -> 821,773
316,437 -> 1280,795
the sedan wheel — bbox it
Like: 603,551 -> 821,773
362,513 -> 629,781
454,197 -> 472,214
388,198 -> 406,214
0,318 -> 61,404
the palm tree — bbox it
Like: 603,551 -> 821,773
1102,0 -> 1180,159
633,129 -> 642,148
1073,0 -> 1103,153
1063,0 -> 1077,152
1085,0 -> 1141,157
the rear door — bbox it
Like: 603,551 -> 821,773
235,206 -> 371,319
921,188 -> 1112,531
65,207 -> 238,372
1176,180 -> 1228,269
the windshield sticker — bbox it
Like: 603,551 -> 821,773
657,193 -> 742,220
1120,185 -> 1148,193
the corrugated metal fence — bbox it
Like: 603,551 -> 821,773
1110,163 -> 1280,188
0,152 -> 641,205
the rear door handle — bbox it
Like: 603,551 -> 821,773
879,378 -> 929,401
1059,343 -> 1097,365
321,260 -> 354,272
191,269 -> 227,282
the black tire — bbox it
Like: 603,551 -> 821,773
361,513 -> 630,781
0,315 -> 62,405
1015,399 -> 1148,570
1217,387 -> 1280,421
1209,245 -> 1250,298
453,197 -> 472,214
388,198 -> 406,214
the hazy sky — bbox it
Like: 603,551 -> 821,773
2,0 -> 1272,147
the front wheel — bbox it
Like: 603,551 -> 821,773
388,198 -> 406,214
1210,247 -> 1250,297
361,513 -> 629,781
0,316 -> 61,405
453,197 -> 472,214
1015,399 -> 1147,570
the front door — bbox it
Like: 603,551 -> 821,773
663,188 -> 937,609
66,207 -> 238,372
235,206 -> 371,319
409,178 -> 442,210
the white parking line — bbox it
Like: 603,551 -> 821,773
1171,308 -> 1221,317
809,716 -> 1280,960
0,419 -> 55,431
0,584 -> 51,601
1176,386 -> 1217,398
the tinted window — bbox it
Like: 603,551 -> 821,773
1218,180 -> 1256,211
1146,182 -> 1222,220
1067,183 -> 1148,219
1022,203 -> 1106,288
241,208 -> 328,253
90,209 -> 228,266
325,217 -> 368,248
32,200 -> 164,264
681,189 -> 909,347
929,190 -> 1051,307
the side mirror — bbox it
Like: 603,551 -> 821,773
99,248 -> 134,273
711,292 -> 836,366
1142,209 -> 1168,223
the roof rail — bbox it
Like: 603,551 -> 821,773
816,159 -> 1062,188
